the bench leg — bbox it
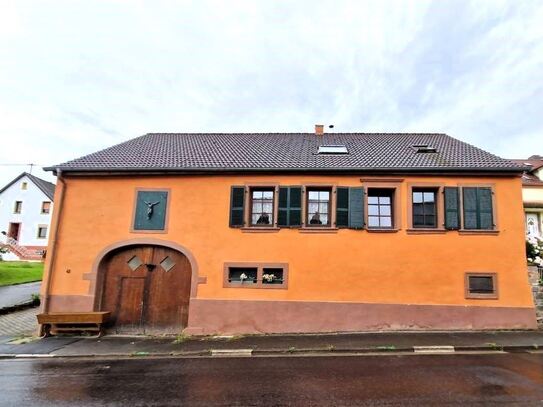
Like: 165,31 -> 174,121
41,324 -> 52,338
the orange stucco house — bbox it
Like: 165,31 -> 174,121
40,128 -> 537,334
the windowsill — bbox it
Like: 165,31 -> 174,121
366,228 -> 400,233
299,227 -> 338,233
241,227 -> 280,233
407,228 -> 447,234
459,229 -> 499,235
465,294 -> 499,300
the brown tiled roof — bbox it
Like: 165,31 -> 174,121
46,133 -> 524,174
510,156 -> 543,186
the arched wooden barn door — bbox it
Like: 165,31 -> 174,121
99,245 -> 192,334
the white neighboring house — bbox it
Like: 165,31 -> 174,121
0,172 -> 55,261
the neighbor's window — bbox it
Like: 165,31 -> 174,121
224,263 -> 288,289
37,226 -> 48,239
306,188 -> 331,226
41,201 -> 51,214
367,189 -> 394,228
466,273 -> 497,299
14,201 -> 22,214
21,182 -> 28,190
412,189 -> 437,228
250,188 -> 274,226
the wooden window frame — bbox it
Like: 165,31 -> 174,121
244,185 -> 279,230
407,183 -> 445,233
362,182 -> 401,232
458,184 -> 498,235
13,201 -> 22,214
41,201 -> 51,215
130,188 -> 171,234
304,186 -> 334,228
37,224 -> 48,239
465,272 -> 498,299
223,262 -> 289,289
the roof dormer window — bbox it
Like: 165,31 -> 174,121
413,144 -> 437,153
318,145 -> 348,154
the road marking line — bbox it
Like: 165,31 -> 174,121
413,346 -> 455,354
211,349 -> 253,357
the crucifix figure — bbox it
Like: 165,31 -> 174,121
144,201 -> 160,219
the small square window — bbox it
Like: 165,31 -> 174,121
37,226 -> 48,239
41,201 -> 51,214
262,268 -> 284,285
228,267 -> 258,285
466,273 -> 497,299
160,256 -> 175,272
127,255 -> 143,271
21,182 -> 28,190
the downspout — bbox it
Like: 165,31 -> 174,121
40,169 -> 66,316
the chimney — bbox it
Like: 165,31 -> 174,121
315,124 -> 324,136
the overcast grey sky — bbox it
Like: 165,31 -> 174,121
1,0 -> 542,187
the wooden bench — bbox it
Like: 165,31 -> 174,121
37,312 -> 110,337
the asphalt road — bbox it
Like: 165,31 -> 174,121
1,353 -> 543,406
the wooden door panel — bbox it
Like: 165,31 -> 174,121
116,277 -> 145,327
100,245 -> 192,334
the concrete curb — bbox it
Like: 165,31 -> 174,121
1,343 -> 540,360
0,301 -> 39,316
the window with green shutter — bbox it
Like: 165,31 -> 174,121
462,187 -> 494,230
277,186 -> 302,227
229,186 -> 246,227
443,187 -> 460,230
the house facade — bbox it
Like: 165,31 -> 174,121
0,172 -> 55,260
511,156 -> 543,238
40,130 -> 537,334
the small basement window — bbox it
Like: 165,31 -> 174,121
224,263 -> 288,289
228,267 -> 258,285
318,145 -> 348,154
465,273 -> 497,299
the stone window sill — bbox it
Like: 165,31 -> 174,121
366,228 -> 400,233
459,229 -> 500,236
241,227 -> 280,233
299,227 -> 338,234
407,228 -> 447,235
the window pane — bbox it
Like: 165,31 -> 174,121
308,191 -> 319,200
379,205 -> 391,216
368,205 -> 379,216
423,192 -> 435,202
252,214 -> 260,224
469,276 -> 494,293
413,215 -> 425,226
320,214 -> 329,225
423,202 -> 435,214
413,192 -> 423,203
252,191 -> 262,199
320,191 -> 330,200
252,202 -> 262,213
262,203 -> 273,213
368,196 -> 378,204
229,267 -> 257,283
319,202 -> 328,214
262,268 -> 284,284
368,216 -> 380,227
378,196 -> 391,205
308,202 -> 318,213
262,191 -> 273,199
380,217 -> 392,227
413,203 -> 424,216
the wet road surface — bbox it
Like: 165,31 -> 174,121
1,353 -> 543,406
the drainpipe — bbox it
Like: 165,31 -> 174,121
40,169 -> 66,316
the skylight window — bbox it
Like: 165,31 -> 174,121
413,144 -> 437,153
318,145 -> 348,154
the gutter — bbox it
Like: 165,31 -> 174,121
40,169 -> 66,318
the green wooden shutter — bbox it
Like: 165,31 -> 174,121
478,187 -> 494,230
462,187 -> 478,229
444,187 -> 460,230
336,187 -> 349,228
348,187 -> 364,229
229,186 -> 245,227
277,186 -> 302,227
289,187 -> 302,227
277,187 -> 289,227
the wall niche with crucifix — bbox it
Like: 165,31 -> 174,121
132,189 -> 169,232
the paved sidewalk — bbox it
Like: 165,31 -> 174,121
2,330 -> 543,357
0,281 -> 41,310
0,307 -> 38,336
